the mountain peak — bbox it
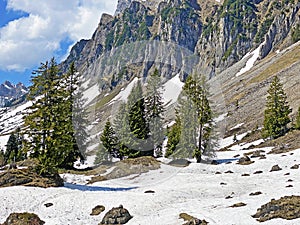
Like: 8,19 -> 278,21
115,0 -> 164,15
0,81 -> 28,107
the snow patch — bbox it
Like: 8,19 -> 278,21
162,75 -> 184,105
236,44 -> 263,77
111,77 -> 139,102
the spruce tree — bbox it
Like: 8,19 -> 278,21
295,106 -> 300,130
23,59 -> 83,174
100,120 -> 119,159
113,102 -> 132,158
262,76 -> 291,139
145,69 -> 165,157
5,128 -> 25,164
127,79 -> 151,156
165,116 -> 181,158
180,75 -> 213,163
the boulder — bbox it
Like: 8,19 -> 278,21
100,205 -> 132,224
291,164 -> 299,169
238,155 -> 253,165
168,159 -> 191,167
179,213 -> 208,225
270,165 -> 282,172
252,196 -> 300,222
91,205 -> 105,216
0,169 -> 63,188
0,212 -> 45,225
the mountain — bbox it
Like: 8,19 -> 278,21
0,81 -> 28,107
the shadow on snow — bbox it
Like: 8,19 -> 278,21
64,182 -> 137,192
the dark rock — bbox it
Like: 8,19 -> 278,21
238,155 -> 253,165
100,205 -> 132,224
220,182 -> 227,185
230,202 -> 247,207
286,185 -> 293,188
0,212 -> 45,225
250,191 -> 262,196
225,161 -> 232,164
215,172 -> 222,175
211,160 -> 218,165
259,155 -> 266,160
291,164 -> 299,169
233,154 -> 240,158
252,196 -> 300,222
253,171 -> 263,174
284,173 -> 290,176
270,165 -> 282,172
179,213 -> 208,225
241,173 -> 250,176
168,159 -> 191,167
44,203 -> 53,208
287,179 -> 293,182
0,169 -> 63,188
225,170 -> 234,174
144,190 -> 155,193
91,205 -> 105,216
225,195 -> 233,199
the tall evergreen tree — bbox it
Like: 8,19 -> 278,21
184,76 -> 213,162
165,116 -> 181,158
262,76 -> 291,139
295,106 -> 300,130
145,69 -> 165,157
113,102 -> 132,158
175,93 -> 198,159
5,128 -> 25,164
100,120 -> 119,159
23,59 -> 83,174
127,79 -> 151,156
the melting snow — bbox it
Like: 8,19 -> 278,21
111,77 -> 139,102
236,44 -> 263,77
162,75 -> 184,105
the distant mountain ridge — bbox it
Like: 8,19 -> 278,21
0,81 -> 28,107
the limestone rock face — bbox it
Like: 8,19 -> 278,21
100,205 -> 132,225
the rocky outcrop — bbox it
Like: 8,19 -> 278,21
0,212 -> 45,225
252,196 -> 300,222
100,205 -> 132,224
0,169 -> 64,188
91,205 -> 105,216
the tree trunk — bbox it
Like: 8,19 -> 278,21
197,124 -> 203,163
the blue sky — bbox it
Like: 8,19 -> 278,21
0,0 -> 117,86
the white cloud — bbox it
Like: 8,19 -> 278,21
0,0 -> 118,71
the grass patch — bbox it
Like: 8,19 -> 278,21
249,45 -> 300,84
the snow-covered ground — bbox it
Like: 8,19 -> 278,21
236,44 -> 263,77
1,143 -> 300,225
111,77 -> 139,103
162,75 -> 185,105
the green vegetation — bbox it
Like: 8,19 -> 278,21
23,60 -> 84,175
295,106 -> 300,130
262,76 -> 291,139
292,24 -> 300,43
4,128 -> 25,164
254,17 -> 274,43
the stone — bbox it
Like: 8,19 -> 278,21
100,205 -> 132,224
241,173 -> 250,176
291,164 -> 299,169
0,169 -> 63,188
225,170 -> 234,174
144,190 -> 155,193
253,171 -> 263,174
230,202 -> 247,208
270,165 -> 282,172
91,205 -> 105,216
249,191 -> 262,196
179,213 -> 208,225
252,196 -> 300,222
168,159 -> 191,167
238,155 -> 253,165
44,203 -> 53,208
0,212 -> 45,225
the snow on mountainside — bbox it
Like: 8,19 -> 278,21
0,81 -> 28,107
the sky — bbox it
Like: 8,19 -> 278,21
0,0 -> 118,86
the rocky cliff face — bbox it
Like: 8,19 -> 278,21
0,81 -> 28,107
61,0 -> 300,90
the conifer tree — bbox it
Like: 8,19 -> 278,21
100,120 -> 119,159
175,93 -> 198,159
295,106 -> 300,130
5,128 -> 25,164
165,116 -> 181,158
113,102 -> 132,158
145,69 -> 165,157
23,59 -> 83,174
262,76 -> 291,139
183,75 -> 213,162
127,79 -> 151,156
